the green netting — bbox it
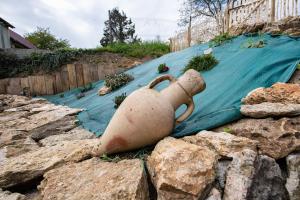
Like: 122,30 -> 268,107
45,34 -> 300,137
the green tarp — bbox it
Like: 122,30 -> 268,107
45,34 -> 300,137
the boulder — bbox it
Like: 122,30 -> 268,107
98,86 -> 111,96
223,149 -> 257,200
286,152 -> 300,200
0,139 -> 99,188
242,83 -> 300,105
39,158 -> 149,200
147,137 -> 218,200
241,102 -> 300,118
182,131 -> 258,158
214,116 -> 300,159
0,189 -> 25,200
246,155 -> 289,200
39,127 -> 95,146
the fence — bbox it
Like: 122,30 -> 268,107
170,0 -> 300,51
0,63 -> 125,96
226,0 -> 300,29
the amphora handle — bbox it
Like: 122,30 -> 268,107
147,74 -> 195,125
175,100 -> 194,125
147,74 -> 176,89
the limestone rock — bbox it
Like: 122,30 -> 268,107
30,116 -> 77,141
39,158 -> 149,200
0,189 -> 25,200
205,188 -> 221,200
182,131 -> 258,158
242,83 -> 300,105
223,149 -> 257,200
147,137 -> 218,200
98,86 -> 111,96
0,137 -> 40,158
215,160 -> 231,190
246,155 -> 289,200
214,116 -> 300,159
286,152 -> 300,200
39,127 -> 95,146
241,102 -> 300,118
0,139 -> 99,188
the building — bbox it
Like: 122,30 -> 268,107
0,17 -> 36,49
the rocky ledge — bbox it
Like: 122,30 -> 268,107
0,81 -> 300,200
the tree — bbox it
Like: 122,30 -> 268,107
100,8 -> 139,46
24,27 -> 70,50
179,0 -> 237,33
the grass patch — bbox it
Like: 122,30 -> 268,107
114,93 -> 127,108
243,38 -> 266,48
183,54 -> 218,72
209,33 -> 234,47
157,63 -> 169,73
104,73 -> 134,91
223,127 -> 232,133
297,63 -> 300,70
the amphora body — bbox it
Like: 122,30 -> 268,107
92,69 -> 206,156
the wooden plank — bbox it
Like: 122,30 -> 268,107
44,75 -> 55,95
61,66 -> 70,92
6,78 -> 21,95
20,77 -> 29,89
67,64 -> 77,89
55,72 -> 63,93
90,64 -> 99,82
82,64 -> 92,85
0,79 -> 9,94
75,64 -> 84,87
36,76 -> 46,95
97,64 -> 106,80
28,76 -> 36,95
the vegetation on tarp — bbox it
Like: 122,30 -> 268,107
79,83 -> 94,93
114,93 -> 127,108
104,73 -> 134,91
0,41 -> 169,79
76,93 -> 85,99
209,33 -> 234,47
183,54 -> 218,72
243,38 -> 266,48
157,63 -> 170,73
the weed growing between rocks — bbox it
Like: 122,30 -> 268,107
104,73 -> 134,91
114,93 -> 127,108
183,54 -> 218,72
209,33 -> 234,47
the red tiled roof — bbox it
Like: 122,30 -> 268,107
9,30 -> 36,49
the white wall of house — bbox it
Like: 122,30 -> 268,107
0,23 -> 11,49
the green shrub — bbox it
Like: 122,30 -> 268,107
76,93 -> 85,99
105,73 -> 134,91
114,93 -> 127,108
79,83 -> 94,93
298,63 -> 300,70
223,127 -> 232,133
183,54 -> 218,72
157,63 -> 169,73
209,33 -> 234,47
243,39 -> 266,48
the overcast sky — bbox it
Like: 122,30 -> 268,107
1,0 -> 183,48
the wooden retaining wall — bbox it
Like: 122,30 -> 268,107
0,63 -> 124,96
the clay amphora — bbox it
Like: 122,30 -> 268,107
92,69 -> 206,156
